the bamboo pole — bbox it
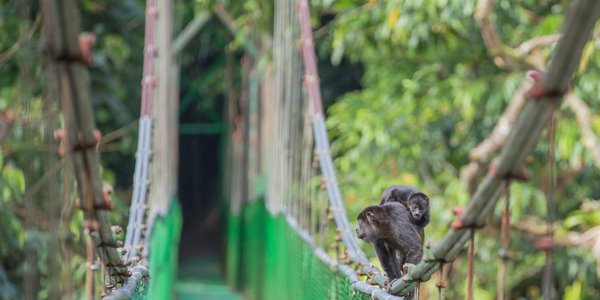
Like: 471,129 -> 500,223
40,0 -> 126,290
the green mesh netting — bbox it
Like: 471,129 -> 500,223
130,269 -> 149,300
147,199 -> 183,299
226,210 -> 242,289
230,200 -> 371,300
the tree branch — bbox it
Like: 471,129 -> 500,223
470,80 -> 532,161
513,216 -> 600,251
465,1 -> 600,191
460,79 -> 532,193
0,14 -> 40,65
565,94 -> 600,167
517,34 -> 561,55
475,0 -> 540,69
213,3 -> 259,56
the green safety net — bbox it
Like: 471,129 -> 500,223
147,199 -> 183,299
229,200 -> 371,300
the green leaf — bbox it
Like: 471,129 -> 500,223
2,187 -> 11,202
539,15 -> 562,33
102,34 -> 132,69
564,209 -> 600,229
333,0 -> 357,11
564,279 -> 582,300
578,41 -> 595,75
2,164 -> 25,193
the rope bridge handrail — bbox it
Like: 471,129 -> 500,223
298,0 -> 600,297
104,0 -> 159,298
122,0 -> 157,261
40,0 -> 127,294
297,0 -> 394,297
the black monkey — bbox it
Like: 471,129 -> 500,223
380,185 -> 430,242
356,202 -> 423,282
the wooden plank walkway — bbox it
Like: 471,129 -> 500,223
176,257 -> 241,300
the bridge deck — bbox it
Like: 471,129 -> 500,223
176,257 -> 241,300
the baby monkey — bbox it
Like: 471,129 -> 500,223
380,185 -> 430,243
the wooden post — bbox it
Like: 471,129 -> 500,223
151,0 -> 179,216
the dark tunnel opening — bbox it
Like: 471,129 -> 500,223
177,95 -> 227,284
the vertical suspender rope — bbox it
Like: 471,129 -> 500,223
466,229 -> 476,300
497,180 -> 511,300
542,108 -> 558,299
436,262 -> 447,300
296,0 -> 389,288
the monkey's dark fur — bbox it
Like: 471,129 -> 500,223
380,185 -> 430,243
355,202 -> 423,282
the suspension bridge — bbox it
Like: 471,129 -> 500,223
39,0 -> 600,299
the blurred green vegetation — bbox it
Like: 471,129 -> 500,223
0,0 -> 599,299
318,0 -> 600,299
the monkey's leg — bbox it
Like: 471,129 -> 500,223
401,249 -> 421,299
374,240 -> 399,279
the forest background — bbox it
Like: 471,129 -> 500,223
1,0 -> 600,299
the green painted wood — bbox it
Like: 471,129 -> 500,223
179,123 -> 224,135
226,212 -> 241,289
176,281 -> 241,300
177,258 -> 241,300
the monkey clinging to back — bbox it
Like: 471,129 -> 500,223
356,185 -> 430,299
380,185 -> 430,243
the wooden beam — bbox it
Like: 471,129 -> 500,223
172,11 -> 211,55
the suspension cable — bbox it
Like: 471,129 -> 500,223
542,106 -> 558,299
497,180 -> 511,300
466,229 -> 476,300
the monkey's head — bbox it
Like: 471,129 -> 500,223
407,193 -> 429,221
356,205 -> 386,243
